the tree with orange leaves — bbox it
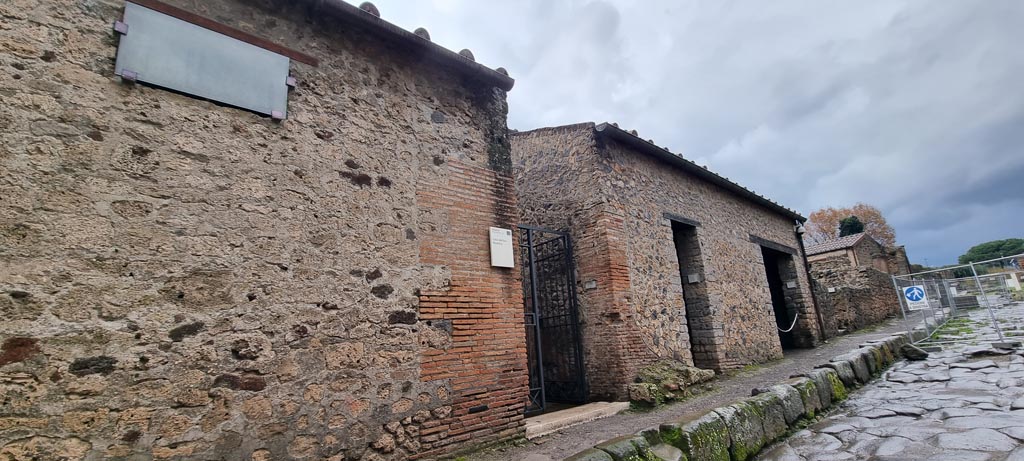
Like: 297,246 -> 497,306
805,203 -> 896,246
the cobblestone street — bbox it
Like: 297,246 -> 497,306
758,302 -> 1024,461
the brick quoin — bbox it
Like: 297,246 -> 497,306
415,160 -> 529,458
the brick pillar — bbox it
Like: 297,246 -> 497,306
574,206 -> 657,400
415,161 -> 528,458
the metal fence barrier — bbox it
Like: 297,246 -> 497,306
892,253 -> 1024,348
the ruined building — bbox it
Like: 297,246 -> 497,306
806,233 -> 910,336
512,122 -> 822,403
0,0 -> 528,459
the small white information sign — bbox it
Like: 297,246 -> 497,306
489,227 -> 514,268
903,285 -> 929,311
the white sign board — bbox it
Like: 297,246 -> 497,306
489,227 -> 514,268
903,285 -> 929,311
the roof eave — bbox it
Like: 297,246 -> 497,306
312,0 -> 514,91
594,122 -> 805,222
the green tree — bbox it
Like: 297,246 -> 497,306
957,238 -> 1024,264
838,216 -> 865,237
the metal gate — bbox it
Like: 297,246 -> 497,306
519,226 -> 587,413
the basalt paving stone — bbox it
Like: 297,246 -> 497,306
937,407 -> 986,419
806,451 -> 855,461
933,428 -> 1018,452
920,371 -> 952,382
1001,426 -> 1024,441
914,399 -> 966,411
999,376 -> 1024,387
943,414 -> 1024,430
855,408 -> 896,419
873,438 -> 938,458
887,404 -> 929,417
786,432 -> 843,452
947,380 -> 1002,392
843,435 -> 883,457
818,423 -> 857,435
755,443 -> 801,461
950,360 -> 999,370
887,372 -> 921,383
864,424 -> 948,440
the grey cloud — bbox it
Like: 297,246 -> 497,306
372,0 -> 1023,264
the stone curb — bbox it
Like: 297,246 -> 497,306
561,333 -> 911,461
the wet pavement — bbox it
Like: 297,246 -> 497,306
757,303 -> 1024,461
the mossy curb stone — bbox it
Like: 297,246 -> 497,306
801,369 -> 835,408
786,377 -> 822,419
819,360 -> 857,388
565,448 -> 614,461
824,369 -> 848,401
714,403 -> 765,461
876,342 -> 896,366
832,352 -> 870,384
755,384 -> 805,425
747,392 -> 787,442
594,435 -> 657,461
660,411 -> 729,461
858,348 -> 879,375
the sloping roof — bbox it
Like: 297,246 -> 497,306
593,122 -> 805,222
307,1 -> 515,91
805,233 -> 869,256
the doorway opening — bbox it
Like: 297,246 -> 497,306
670,220 -> 718,369
761,247 -> 799,350
519,226 -> 587,415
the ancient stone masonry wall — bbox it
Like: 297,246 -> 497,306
886,246 -> 911,276
811,256 -> 902,337
512,124 -> 656,400
851,236 -> 883,267
0,0 -> 523,459
598,138 -> 820,371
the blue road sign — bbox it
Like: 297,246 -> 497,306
904,286 -> 925,302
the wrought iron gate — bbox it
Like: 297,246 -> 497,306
519,225 -> 586,413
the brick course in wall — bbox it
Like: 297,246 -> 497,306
512,123 -> 821,399
0,0 -> 525,459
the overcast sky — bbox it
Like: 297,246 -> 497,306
373,0 -> 1024,266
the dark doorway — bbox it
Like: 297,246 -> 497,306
519,226 -> 586,414
761,247 -> 796,350
670,220 -> 719,369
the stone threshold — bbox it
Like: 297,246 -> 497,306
525,402 -> 631,440
562,334 -> 911,461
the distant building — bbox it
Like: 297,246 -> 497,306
805,233 -> 911,276
805,233 -> 909,336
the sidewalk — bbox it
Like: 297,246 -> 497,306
468,317 -> 914,461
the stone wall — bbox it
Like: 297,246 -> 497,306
0,0 -> 524,459
513,124 -> 820,400
886,246 -> 912,276
811,256 -> 902,337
